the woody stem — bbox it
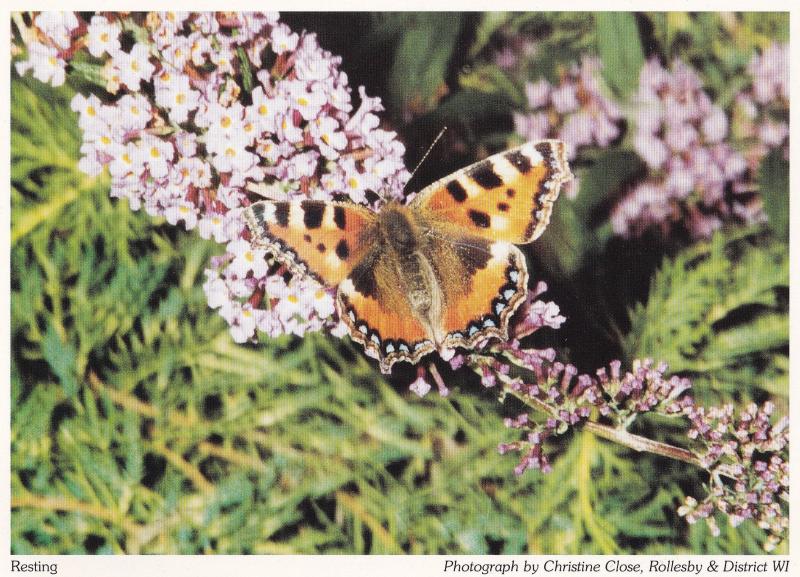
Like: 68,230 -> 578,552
502,382 -> 704,469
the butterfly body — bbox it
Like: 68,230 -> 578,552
243,140 -> 572,373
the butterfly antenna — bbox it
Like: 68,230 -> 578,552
404,127 -> 447,193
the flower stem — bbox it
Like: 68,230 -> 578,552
580,420 -> 703,467
504,383 -> 704,469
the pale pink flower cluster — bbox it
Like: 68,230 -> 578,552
14,12 -> 410,343
514,57 -> 622,196
14,12 -> 79,86
734,43 -> 789,164
679,401 -> 789,551
611,58 -> 760,239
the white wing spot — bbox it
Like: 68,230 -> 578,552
491,215 -> 509,230
490,242 -> 510,259
491,156 -> 520,184
260,203 -> 277,223
326,252 -> 343,269
520,142 -> 544,165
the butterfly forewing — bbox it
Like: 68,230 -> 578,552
242,200 -> 376,286
411,140 -> 572,244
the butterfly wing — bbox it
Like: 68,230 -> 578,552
337,246 -> 436,374
440,242 -> 529,350
416,228 -> 529,351
411,140 -> 572,244
242,200 -> 376,286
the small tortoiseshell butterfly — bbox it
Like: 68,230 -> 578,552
243,140 -> 572,373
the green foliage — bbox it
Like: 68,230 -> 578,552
758,149 -> 789,240
468,13 -> 513,59
625,230 -> 789,404
595,13 -> 645,98
508,12 -> 596,82
379,13 -> 464,117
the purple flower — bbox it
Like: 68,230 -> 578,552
513,56 -> 622,163
748,43 -> 788,105
681,401 -> 789,551
524,79 -> 551,109
409,374 -> 432,398
614,58 -> 759,239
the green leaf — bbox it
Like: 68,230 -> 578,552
389,13 -> 464,115
458,64 -> 526,107
468,12 -> 512,58
236,46 -> 253,93
758,148 -> 789,240
595,13 -> 645,98
427,88 -> 513,123
67,60 -> 107,89
574,149 -> 645,224
536,150 -> 644,279
42,324 -> 78,397
625,231 -> 789,402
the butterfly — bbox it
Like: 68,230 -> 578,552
242,140 -> 572,373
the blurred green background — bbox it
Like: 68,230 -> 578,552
11,12 -> 789,554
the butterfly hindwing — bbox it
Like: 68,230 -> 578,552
337,247 -> 435,374
411,140 -> 572,244
423,235 -> 529,350
242,200 -> 376,286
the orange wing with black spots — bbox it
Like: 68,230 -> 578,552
438,242 -> 529,351
411,140 -> 572,244
242,200 -> 376,286
338,277 -> 436,374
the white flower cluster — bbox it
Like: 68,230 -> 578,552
14,12 -> 411,343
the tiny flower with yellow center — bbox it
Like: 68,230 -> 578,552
165,200 -> 199,230
155,72 -> 200,124
108,141 -> 145,180
227,239 -> 268,279
288,79 -> 326,121
112,42 -> 155,90
135,135 -> 174,179
15,42 -> 67,87
308,289 -> 335,318
271,23 -> 299,54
